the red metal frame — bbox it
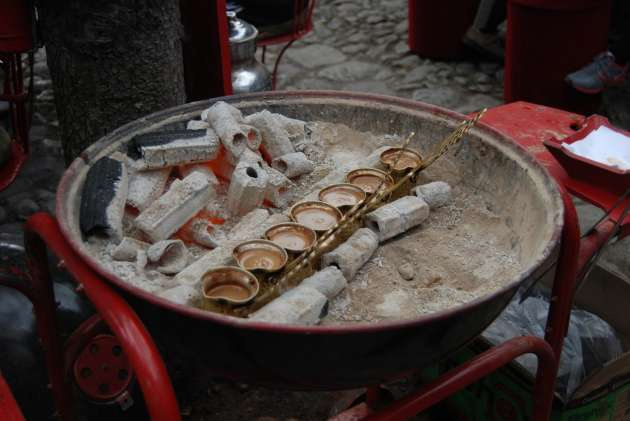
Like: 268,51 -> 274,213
5,101 -> 627,420
0,213 -> 181,421
0,52 -> 30,190
0,372 -> 26,421
332,101 -> 626,420
180,0 -> 233,101
258,0 -> 316,89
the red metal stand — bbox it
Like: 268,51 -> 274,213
407,0 -> 480,60
180,0 -> 233,101
0,371 -> 26,421
0,0 -> 35,190
6,101 -> 628,420
0,213 -> 181,421
258,0 -> 315,89
332,101 -> 627,420
0,52 -> 30,191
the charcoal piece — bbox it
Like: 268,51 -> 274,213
128,130 -> 207,159
127,129 -> 220,169
80,156 -> 129,241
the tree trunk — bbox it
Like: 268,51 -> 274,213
37,0 -> 185,164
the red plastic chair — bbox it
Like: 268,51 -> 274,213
258,0 -> 316,89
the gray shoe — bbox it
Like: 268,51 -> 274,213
566,52 -> 629,94
462,27 -> 504,61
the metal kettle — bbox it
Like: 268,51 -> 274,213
228,11 -> 272,93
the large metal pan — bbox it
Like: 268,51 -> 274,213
56,91 -> 563,389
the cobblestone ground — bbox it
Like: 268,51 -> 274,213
1,0 -> 629,419
270,0 -> 504,114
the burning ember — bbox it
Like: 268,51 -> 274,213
80,103 -> 511,326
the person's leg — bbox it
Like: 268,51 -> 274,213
472,0 -> 497,32
566,0 -> 629,94
482,0 -> 507,34
609,0 -> 630,64
463,0 -> 507,60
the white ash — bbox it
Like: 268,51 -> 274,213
244,110 -> 295,159
413,181 -> 453,209
134,171 -> 215,242
186,120 -> 209,130
146,240 -> 189,275
85,119 -> 522,325
272,152 -> 314,179
271,113 -> 306,141
134,130 -> 221,170
180,165 -> 219,186
226,159 -> 269,216
250,286 -> 328,326
261,162 -> 294,207
126,167 -> 171,211
112,237 -> 150,261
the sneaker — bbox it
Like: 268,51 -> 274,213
462,27 -> 505,61
566,52 -> 629,94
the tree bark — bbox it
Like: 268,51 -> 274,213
37,0 -> 185,164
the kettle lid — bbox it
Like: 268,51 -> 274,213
228,11 -> 258,44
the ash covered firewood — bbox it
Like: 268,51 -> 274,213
249,267 -> 347,325
271,113 -> 306,141
111,237 -> 150,261
134,171 -> 215,242
126,167 -> 171,211
127,129 -> 220,169
146,239 -> 189,275
262,162 -> 294,208
365,196 -> 429,242
249,286 -> 328,325
179,164 -> 219,186
321,228 -> 379,280
186,119 -> 209,130
80,156 -> 129,241
227,154 -> 269,216
413,181 -> 453,209
203,101 -> 261,163
245,110 -> 295,159
300,266 -> 348,299
272,152 -> 314,179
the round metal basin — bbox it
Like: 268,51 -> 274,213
56,91 -> 563,389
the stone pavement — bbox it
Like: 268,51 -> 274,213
270,0 -> 504,114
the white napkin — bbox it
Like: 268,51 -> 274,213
562,126 -> 630,171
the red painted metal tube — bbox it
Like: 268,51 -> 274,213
577,219 -> 617,274
0,372 -> 26,421
355,336 -> 555,421
24,213 -> 181,421
542,194 -> 619,400
24,220 -> 78,421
